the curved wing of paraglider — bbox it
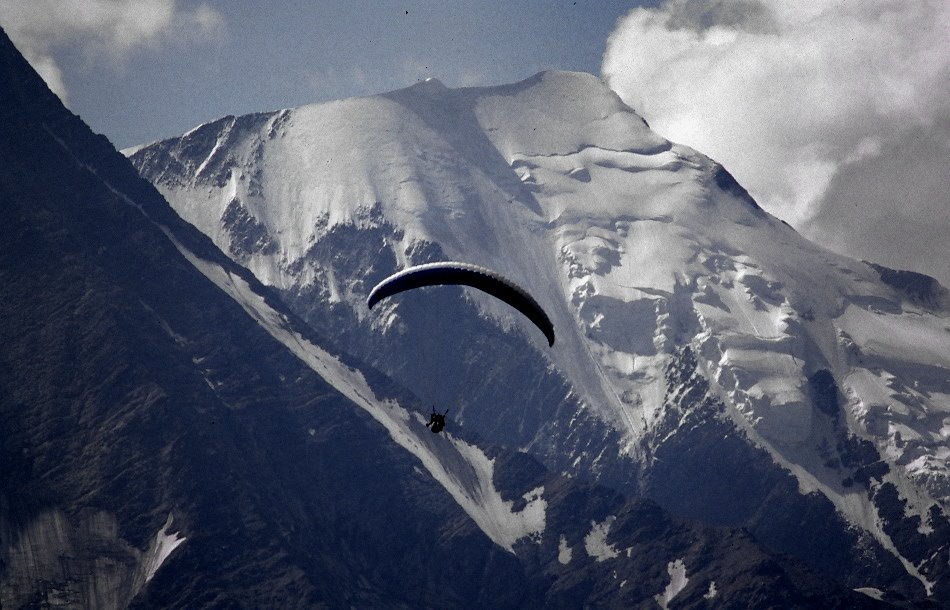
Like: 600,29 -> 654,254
366,262 -> 555,347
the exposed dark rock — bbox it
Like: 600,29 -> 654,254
809,369 -> 841,420
868,263 -> 947,309
873,484 -> 950,601
222,197 -> 278,258
712,164 -> 764,213
641,348 -> 922,599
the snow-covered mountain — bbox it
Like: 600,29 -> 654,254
2,25 -> 893,607
128,71 -> 950,602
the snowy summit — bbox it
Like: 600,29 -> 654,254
128,70 -> 950,598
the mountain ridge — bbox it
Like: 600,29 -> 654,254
129,68 -> 950,602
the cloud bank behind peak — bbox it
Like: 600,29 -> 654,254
602,0 -> 950,284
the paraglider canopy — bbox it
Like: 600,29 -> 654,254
366,261 -> 555,347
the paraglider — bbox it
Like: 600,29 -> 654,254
366,261 -> 555,347
425,408 -> 448,433
366,261 -> 555,434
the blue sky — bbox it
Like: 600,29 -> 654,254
5,1 -> 647,149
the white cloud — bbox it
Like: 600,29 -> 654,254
0,0 -> 224,103
602,0 -> 950,283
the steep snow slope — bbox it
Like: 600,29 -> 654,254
128,70 -> 950,599
170,236 -> 548,552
